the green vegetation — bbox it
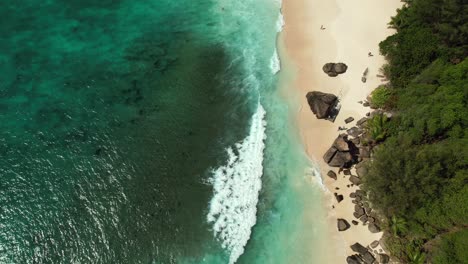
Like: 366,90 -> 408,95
369,86 -> 394,109
362,0 -> 468,262
366,114 -> 389,143
432,229 -> 468,264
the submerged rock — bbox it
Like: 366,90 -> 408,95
306,91 -> 338,119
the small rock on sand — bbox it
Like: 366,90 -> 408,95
337,218 -> 350,231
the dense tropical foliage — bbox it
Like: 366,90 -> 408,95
362,0 -> 468,262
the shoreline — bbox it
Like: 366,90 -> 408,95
279,0 -> 402,261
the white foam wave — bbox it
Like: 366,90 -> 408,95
207,104 -> 267,264
270,48 -> 281,74
276,13 -> 284,33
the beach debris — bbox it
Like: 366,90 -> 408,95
327,170 -> 337,180
337,218 -> 351,231
305,91 -> 339,120
344,117 -> 354,124
352,220 -> 359,225
322,62 -> 348,77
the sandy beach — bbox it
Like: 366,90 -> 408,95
279,0 -> 402,261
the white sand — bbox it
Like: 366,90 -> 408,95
279,0 -> 402,261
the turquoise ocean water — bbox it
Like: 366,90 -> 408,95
0,0 -> 334,263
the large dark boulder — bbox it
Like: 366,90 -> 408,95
333,134 -> 350,151
323,146 -> 338,163
351,243 -> 368,255
337,218 -> 350,231
306,91 -> 338,119
323,62 -> 348,77
329,151 -> 353,167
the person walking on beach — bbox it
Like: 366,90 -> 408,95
320,25 -> 325,30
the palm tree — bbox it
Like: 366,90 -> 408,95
407,249 -> 426,264
390,215 -> 408,237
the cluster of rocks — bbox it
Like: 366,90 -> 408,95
323,115 -> 374,168
347,242 -> 390,264
323,62 -> 348,77
306,91 -> 340,121
350,190 -> 381,233
323,134 -> 359,168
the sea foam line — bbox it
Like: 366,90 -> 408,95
270,11 -> 284,74
207,104 -> 266,264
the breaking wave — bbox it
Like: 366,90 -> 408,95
207,104 -> 267,264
